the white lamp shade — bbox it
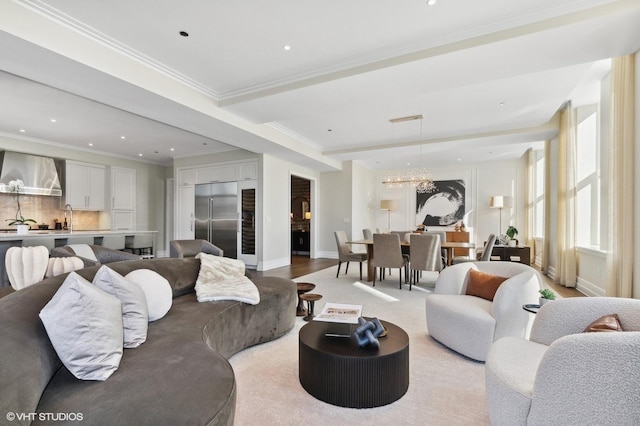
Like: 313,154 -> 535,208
489,196 -> 513,209
380,200 -> 397,210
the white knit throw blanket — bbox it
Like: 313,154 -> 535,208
194,253 -> 259,305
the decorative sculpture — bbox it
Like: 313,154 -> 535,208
5,246 -> 49,290
353,317 -> 386,348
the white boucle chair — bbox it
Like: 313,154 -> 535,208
485,297 -> 640,426
425,261 -> 540,361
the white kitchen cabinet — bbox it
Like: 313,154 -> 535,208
64,161 -> 105,210
111,167 -> 136,210
176,184 -> 195,239
196,165 -> 237,183
112,210 -> 135,231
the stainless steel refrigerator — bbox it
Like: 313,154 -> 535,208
195,182 -> 238,258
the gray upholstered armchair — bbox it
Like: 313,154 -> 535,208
485,297 -> 640,426
169,239 -> 223,258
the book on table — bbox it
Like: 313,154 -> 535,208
314,303 -> 363,324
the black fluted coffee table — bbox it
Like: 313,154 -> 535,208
298,319 -> 409,408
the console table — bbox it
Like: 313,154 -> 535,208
491,245 -> 531,265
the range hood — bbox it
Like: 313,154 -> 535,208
0,151 -> 62,196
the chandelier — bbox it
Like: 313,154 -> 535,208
382,115 -> 435,194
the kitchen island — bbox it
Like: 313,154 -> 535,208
0,230 -> 158,288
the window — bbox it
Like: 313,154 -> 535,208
575,105 -> 600,248
533,149 -> 545,238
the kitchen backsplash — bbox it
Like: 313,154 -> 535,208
0,193 -> 99,230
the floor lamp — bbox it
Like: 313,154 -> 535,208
489,195 -> 513,234
380,200 -> 396,231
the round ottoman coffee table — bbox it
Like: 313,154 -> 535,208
298,319 -> 409,408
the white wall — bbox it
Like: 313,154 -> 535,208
261,154 -> 320,270
350,162 -> 376,247
318,162 -> 353,257
634,50 -> 640,298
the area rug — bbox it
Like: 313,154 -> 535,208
229,266 -> 491,426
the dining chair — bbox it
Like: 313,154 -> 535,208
362,229 -> 373,240
408,233 -> 443,290
452,233 -> 497,264
423,230 -> 447,266
372,233 -> 409,289
334,230 -> 367,280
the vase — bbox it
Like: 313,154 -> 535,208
508,239 -> 517,247
16,224 -> 30,235
539,297 -> 550,306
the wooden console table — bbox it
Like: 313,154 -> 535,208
491,245 -> 531,265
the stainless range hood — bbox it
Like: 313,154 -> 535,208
0,151 -> 62,196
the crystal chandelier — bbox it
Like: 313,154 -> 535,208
382,115 -> 435,194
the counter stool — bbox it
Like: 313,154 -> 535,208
296,282 -> 316,316
300,293 -> 322,322
126,234 -> 154,258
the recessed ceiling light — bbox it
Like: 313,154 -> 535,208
19,129 -> 26,133
327,129 -> 333,132
88,143 -> 93,147
457,158 -> 462,162
50,118 -> 57,123
426,0 -> 436,5
179,31 -> 189,37
283,45 -> 291,51
499,102 -> 506,106
170,148 -> 175,151
121,136 -> 126,140
138,153 -> 143,157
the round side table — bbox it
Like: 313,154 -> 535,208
299,293 -> 322,321
296,282 -> 316,316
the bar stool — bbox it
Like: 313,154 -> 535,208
126,234 -> 154,258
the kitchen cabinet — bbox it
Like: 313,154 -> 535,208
176,184 -> 195,239
111,167 -> 136,210
64,161 -> 105,210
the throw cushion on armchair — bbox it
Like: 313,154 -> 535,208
465,269 -> 508,301
583,313 -> 624,332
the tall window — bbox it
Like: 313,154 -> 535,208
575,105 -> 600,248
533,149 -> 545,238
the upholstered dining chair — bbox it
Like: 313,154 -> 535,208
423,230 -> 448,266
408,233 -> 443,290
452,233 -> 496,264
362,228 -> 373,240
334,230 -> 367,280
372,233 -> 409,289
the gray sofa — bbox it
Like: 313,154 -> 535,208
0,257 -> 296,425
50,244 -> 141,267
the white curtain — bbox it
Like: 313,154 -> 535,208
541,140 -> 551,275
606,54 -> 635,298
555,102 -> 577,287
524,148 -> 535,264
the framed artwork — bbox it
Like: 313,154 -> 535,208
416,179 -> 466,226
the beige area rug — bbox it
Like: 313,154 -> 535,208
229,266 -> 491,426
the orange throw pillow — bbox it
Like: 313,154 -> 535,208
583,314 -> 624,332
465,269 -> 508,301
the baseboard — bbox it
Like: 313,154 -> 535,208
258,257 -> 291,271
547,266 -> 557,281
316,250 -> 338,259
577,276 -> 605,297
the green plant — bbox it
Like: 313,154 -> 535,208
6,216 -> 36,226
539,288 -> 556,300
506,226 -> 518,240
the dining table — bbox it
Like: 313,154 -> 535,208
348,239 -> 475,282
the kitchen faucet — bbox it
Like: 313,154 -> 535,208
64,204 -> 73,233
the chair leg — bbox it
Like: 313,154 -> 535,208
399,268 -> 402,289
373,268 -> 378,287
359,262 -> 363,280
345,261 -> 350,275
336,261 -> 342,278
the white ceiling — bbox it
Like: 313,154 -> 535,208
0,0 -> 639,169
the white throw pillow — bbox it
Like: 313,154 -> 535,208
125,269 -> 173,321
39,272 -> 123,381
93,265 -> 149,348
195,253 -> 260,305
45,256 -> 84,278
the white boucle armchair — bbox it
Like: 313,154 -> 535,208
485,297 -> 640,426
425,261 -> 541,361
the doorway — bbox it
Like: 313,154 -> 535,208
290,175 -> 311,258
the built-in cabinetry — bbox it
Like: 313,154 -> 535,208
64,161 -> 105,210
175,161 -> 258,266
109,167 -> 136,230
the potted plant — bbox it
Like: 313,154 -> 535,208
506,226 -> 518,247
538,288 -> 556,306
5,179 -> 36,234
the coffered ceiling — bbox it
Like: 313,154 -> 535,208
0,0 -> 639,170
